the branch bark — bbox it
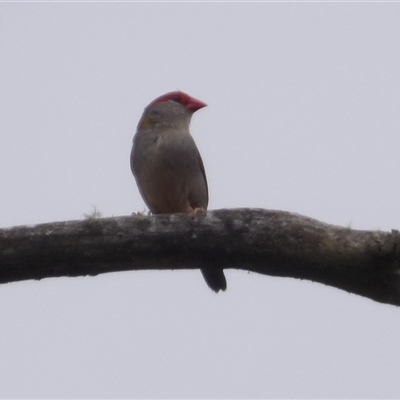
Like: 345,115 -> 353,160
1,208 -> 400,306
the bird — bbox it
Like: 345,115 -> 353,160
130,91 -> 227,292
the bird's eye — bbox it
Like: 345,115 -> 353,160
171,95 -> 181,103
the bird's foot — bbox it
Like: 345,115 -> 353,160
189,207 -> 206,216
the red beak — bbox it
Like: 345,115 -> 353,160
187,96 -> 207,111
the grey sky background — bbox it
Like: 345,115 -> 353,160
1,3 -> 400,398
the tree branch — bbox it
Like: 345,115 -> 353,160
1,208 -> 400,306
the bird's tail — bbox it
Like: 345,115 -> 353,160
201,269 -> 227,293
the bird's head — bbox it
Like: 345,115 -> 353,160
138,91 -> 207,130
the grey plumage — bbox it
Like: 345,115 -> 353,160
131,91 -> 226,292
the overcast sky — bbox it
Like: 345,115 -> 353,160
1,2 -> 400,398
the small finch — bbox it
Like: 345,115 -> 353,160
130,91 -> 227,292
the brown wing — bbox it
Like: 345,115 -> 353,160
187,147 -> 208,210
